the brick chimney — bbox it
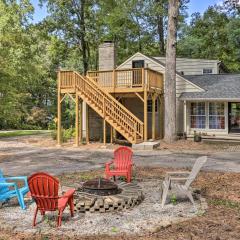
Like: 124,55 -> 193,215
99,41 -> 116,70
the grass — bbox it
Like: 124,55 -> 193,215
0,130 -> 51,138
209,198 -> 240,210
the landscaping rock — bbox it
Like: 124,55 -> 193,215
0,179 -> 206,237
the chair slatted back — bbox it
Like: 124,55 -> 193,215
114,147 -> 133,170
0,169 -> 9,195
28,172 -> 59,211
185,156 -> 207,188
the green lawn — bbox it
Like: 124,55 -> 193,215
0,130 -> 51,138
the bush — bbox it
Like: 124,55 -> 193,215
51,127 -> 75,143
48,120 -> 56,130
19,124 -> 42,130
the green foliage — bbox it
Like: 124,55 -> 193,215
0,130 -> 49,138
177,6 -> 240,72
0,0 -> 239,132
210,199 -> 240,210
111,226 -> 119,233
170,194 -> 177,205
0,1 -> 60,130
51,127 -> 75,143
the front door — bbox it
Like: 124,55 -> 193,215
132,60 -> 144,86
229,103 -> 240,133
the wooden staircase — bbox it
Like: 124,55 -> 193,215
59,71 -> 144,144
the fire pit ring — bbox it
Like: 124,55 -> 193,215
73,181 -> 144,213
82,178 -> 121,196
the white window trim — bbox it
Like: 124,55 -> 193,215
202,68 -> 213,75
189,102 -> 207,130
209,102 -> 225,130
188,101 -> 228,133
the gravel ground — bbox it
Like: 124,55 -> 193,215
0,180 -> 204,237
1,136 -> 240,176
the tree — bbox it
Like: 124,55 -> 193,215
40,0 -> 97,74
177,6 -> 240,72
164,0 -> 180,143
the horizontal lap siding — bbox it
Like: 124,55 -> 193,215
117,54 -> 204,134
155,57 -> 218,75
117,54 -> 165,72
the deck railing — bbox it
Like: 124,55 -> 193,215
87,68 -> 163,92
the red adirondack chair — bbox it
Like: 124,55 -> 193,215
105,146 -> 133,183
28,172 -> 75,227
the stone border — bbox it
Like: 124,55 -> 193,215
74,182 -> 144,213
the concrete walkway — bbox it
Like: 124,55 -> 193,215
0,138 -> 240,176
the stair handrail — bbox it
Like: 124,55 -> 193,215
73,71 -> 144,140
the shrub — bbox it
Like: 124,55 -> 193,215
51,127 -> 75,143
48,120 -> 56,130
20,124 -> 42,130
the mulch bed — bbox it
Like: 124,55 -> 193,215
0,167 -> 240,240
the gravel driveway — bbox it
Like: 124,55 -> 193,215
0,137 -> 240,176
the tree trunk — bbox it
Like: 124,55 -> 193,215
157,15 -> 165,55
164,0 -> 179,143
80,0 -> 88,75
155,0 -> 165,55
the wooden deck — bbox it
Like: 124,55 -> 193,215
57,68 -> 164,146
87,68 -> 163,93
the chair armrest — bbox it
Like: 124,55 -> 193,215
0,182 -> 20,194
169,177 -> 188,181
105,160 -> 114,171
0,182 -> 17,187
62,189 -> 75,198
4,176 -> 28,186
105,160 -> 114,166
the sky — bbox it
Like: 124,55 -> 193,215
30,0 -> 222,23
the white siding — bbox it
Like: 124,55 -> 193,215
155,57 -> 219,75
117,53 -> 204,133
118,53 -> 165,72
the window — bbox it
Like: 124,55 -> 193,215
190,102 -> 206,128
147,99 -> 158,112
203,68 -> 213,74
209,102 -> 225,129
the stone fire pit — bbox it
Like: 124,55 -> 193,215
73,179 -> 144,213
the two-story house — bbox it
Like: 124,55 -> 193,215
57,42 -> 240,146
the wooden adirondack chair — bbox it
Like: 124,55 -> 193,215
0,169 -> 29,209
28,172 -> 75,227
161,156 -> 207,208
105,146 -> 133,183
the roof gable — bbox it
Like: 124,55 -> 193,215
117,52 -> 204,92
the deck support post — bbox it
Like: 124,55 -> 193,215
86,104 -> 89,144
110,126 -> 113,144
152,94 -> 156,140
57,72 -> 62,146
79,99 -> 83,143
144,87 -> 148,141
75,94 -> 79,146
159,94 -> 164,139
183,100 -> 187,134
103,119 -> 106,145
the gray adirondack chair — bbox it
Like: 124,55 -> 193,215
161,156 -> 207,208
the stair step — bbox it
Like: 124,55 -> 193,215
73,73 -> 144,144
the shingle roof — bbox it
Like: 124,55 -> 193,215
180,74 -> 240,100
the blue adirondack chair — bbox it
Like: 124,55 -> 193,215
0,169 -> 29,209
